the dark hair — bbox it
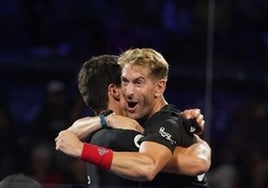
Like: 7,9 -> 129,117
78,55 -> 121,114
0,173 -> 41,188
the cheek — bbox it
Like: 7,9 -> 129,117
141,92 -> 154,107
138,97 -> 154,118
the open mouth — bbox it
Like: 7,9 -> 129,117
127,101 -> 138,111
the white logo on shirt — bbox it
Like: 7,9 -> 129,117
197,173 -> 205,181
87,175 -> 91,184
159,127 -> 176,145
190,126 -> 196,133
134,134 -> 144,148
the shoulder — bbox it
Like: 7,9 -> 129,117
150,104 -> 183,123
161,104 -> 181,114
144,104 -> 184,135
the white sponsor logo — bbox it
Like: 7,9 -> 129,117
87,175 -> 91,184
159,127 -> 176,145
134,134 -> 144,148
98,148 -> 109,155
197,173 -> 205,181
190,126 -> 196,133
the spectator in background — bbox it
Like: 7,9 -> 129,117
0,95 -> 19,179
32,80 -> 88,186
29,143 -> 65,186
34,80 -> 71,145
227,91 -> 268,188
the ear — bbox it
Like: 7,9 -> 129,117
154,79 -> 166,97
108,83 -> 120,101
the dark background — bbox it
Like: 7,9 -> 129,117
0,0 -> 267,187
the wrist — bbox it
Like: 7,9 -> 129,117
76,142 -> 84,157
99,112 -> 115,128
106,112 -> 115,126
99,114 -> 108,128
99,110 -> 115,128
80,143 -> 113,170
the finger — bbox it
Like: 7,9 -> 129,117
196,115 -> 205,131
201,120 -> 205,127
55,143 -> 60,150
193,109 -> 201,117
196,118 -> 205,131
198,120 -> 205,134
183,110 -> 192,119
196,114 -> 204,123
184,109 -> 200,119
55,136 -> 60,142
59,130 -> 67,136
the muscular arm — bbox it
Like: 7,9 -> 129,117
111,142 -> 172,181
55,130 -> 172,181
68,114 -> 144,140
163,135 -> 211,176
57,128 -> 210,178
68,116 -> 101,140
62,110 -> 210,176
68,108 -> 203,140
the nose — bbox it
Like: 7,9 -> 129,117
125,83 -> 134,99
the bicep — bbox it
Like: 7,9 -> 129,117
139,141 -> 173,169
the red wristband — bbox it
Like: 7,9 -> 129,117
80,143 -> 113,170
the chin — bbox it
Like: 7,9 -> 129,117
127,112 -> 139,120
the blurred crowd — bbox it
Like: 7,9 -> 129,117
0,0 -> 268,187
0,0 -> 267,65
0,80 -> 90,187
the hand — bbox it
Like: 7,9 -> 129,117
55,130 -> 84,157
107,114 -> 144,133
182,108 -> 205,135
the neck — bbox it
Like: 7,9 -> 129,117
107,101 -> 122,115
148,97 -> 168,118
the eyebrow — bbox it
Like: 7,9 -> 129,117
121,75 -> 145,81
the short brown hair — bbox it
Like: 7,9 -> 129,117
78,55 -> 121,114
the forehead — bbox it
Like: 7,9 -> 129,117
121,64 -> 150,79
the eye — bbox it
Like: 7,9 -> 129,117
134,79 -> 143,86
121,78 -> 128,86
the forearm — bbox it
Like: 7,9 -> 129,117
81,141 -> 172,181
162,146 -> 210,176
68,114 -> 143,140
68,116 -> 101,140
55,130 -> 157,181
111,152 -> 159,181
111,141 -> 173,181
